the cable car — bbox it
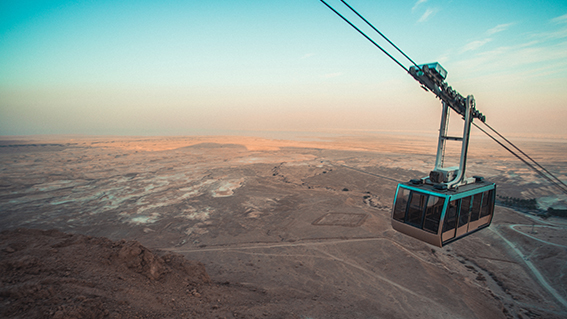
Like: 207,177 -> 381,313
390,66 -> 496,246
392,181 -> 495,247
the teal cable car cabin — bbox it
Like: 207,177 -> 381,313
387,66 -> 497,247
391,182 -> 496,247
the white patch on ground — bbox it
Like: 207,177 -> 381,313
116,178 -> 222,225
284,161 -> 316,167
538,194 -> 567,210
29,180 -> 79,192
177,207 -> 212,221
134,201 -> 170,216
211,179 -> 244,197
185,222 -> 212,236
179,180 -> 215,198
142,179 -> 170,192
235,157 -> 264,163
129,213 -> 160,224
130,179 -> 216,221
187,211 -> 210,221
242,197 -> 276,219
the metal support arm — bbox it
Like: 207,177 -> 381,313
425,95 -> 476,190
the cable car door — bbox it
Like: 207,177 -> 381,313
456,196 -> 472,237
442,200 -> 458,242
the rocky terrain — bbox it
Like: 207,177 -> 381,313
1,134 -> 566,318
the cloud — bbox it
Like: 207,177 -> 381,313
453,39 -> 567,81
487,23 -> 514,35
551,13 -> 567,24
412,0 -> 427,12
417,8 -> 436,23
530,27 -> 567,40
461,38 -> 492,53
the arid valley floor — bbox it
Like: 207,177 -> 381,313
1,134 -> 566,318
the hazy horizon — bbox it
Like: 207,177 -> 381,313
2,128 -> 566,143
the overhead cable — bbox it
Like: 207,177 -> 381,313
319,0 -> 409,73
338,0 -> 422,71
481,121 -> 567,191
473,123 -> 567,195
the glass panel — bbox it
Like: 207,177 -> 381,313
470,193 -> 482,222
393,188 -> 410,221
458,196 -> 472,228
406,192 -> 427,227
480,190 -> 494,218
442,200 -> 459,240
423,196 -> 445,233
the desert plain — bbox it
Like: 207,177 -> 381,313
1,133 -> 566,319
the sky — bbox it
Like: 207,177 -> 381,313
1,0 -> 566,138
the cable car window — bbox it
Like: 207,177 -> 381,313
406,192 -> 427,227
458,196 -> 472,227
393,188 -> 411,222
480,190 -> 494,218
423,196 -> 445,233
470,193 -> 482,222
442,200 -> 459,241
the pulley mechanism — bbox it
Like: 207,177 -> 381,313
409,63 -> 485,123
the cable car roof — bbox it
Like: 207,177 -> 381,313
397,181 -> 496,200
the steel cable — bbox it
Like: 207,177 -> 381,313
319,0 -> 409,73
481,121 -> 567,191
339,0 -> 422,71
473,122 -> 567,195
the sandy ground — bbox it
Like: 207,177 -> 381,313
1,134 -> 566,318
